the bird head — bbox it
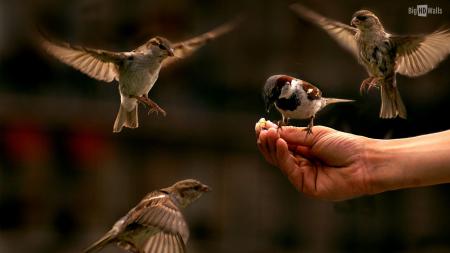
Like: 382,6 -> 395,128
263,75 -> 294,114
163,179 -> 210,208
351,10 -> 383,31
148,36 -> 175,58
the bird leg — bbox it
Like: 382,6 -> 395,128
360,77 -> 381,94
131,95 -> 167,116
277,116 -> 289,130
303,116 -> 315,135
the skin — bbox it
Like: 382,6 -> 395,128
255,120 -> 450,201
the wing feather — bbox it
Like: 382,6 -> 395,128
39,34 -> 126,82
142,232 -> 186,253
289,3 -> 358,57
161,17 -> 240,68
124,192 -> 189,244
394,29 -> 450,77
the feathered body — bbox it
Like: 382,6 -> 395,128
84,179 -> 210,253
290,4 -> 450,119
263,75 -> 353,134
40,19 -> 239,132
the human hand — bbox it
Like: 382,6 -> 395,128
255,119 -> 375,201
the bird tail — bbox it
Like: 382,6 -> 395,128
84,231 -> 115,253
113,104 -> 138,133
379,79 -> 407,119
324,98 -> 354,106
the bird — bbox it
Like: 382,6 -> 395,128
39,19 -> 239,132
290,3 -> 450,119
263,74 -> 353,134
83,179 -> 211,253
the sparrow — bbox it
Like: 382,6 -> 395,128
84,179 -> 210,253
39,19 -> 238,132
290,3 -> 450,119
263,75 -> 353,134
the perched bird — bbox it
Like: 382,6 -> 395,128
84,179 -> 210,253
290,3 -> 450,119
39,19 -> 238,132
263,75 -> 353,134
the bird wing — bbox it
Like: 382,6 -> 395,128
83,229 -> 117,253
39,34 -> 126,82
161,17 -> 240,68
141,231 -> 186,253
289,3 -> 358,57
393,29 -> 450,77
125,192 -> 189,244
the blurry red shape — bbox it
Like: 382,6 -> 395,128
4,122 -> 51,164
68,129 -> 110,168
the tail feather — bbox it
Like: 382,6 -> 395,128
84,231 -> 115,253
113,105 -> 138,133
324,98 -> 354,106
380,83 -> 407,119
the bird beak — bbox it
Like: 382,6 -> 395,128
201,184 -> 211,192
168,48 -> 175,57
264,97 -> 273,115
350,17 -> 358,27
265,104 -> 272,115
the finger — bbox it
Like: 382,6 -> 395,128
276,138 -> 319,194
275,138 -> 307,191
266,128 -> 280,165
255,118 -> 278,138
294,145 -> 315,160
264,120 -> 278,129
255,118 -> 266,138
279,125 -> 334,147
257,130 -> 276,166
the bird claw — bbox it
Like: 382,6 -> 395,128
132,95 -> 167,117
147,107 -> 167,117
360,77 -> 381,94
277,118 -> 290,132
303,126 -> 313,135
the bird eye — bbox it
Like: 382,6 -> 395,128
158,44 -> 165,50
357,15 -> 367,21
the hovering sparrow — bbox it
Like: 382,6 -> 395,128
84,179 -> 210,253
39,19 -> 238,132
263,75 -> 353,134
290,3 -> 450,119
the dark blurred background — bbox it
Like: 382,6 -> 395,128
1,0 -> 450,252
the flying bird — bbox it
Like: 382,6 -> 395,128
263,75 -> 353,134
40,19 -> 239,132
84,179 -> 210,253
290,3 -> 450,119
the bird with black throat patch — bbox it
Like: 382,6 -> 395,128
263,75 -> 353,134
84,179 -> 210,253
290,3 -> 450,119
39,18 -> 239,132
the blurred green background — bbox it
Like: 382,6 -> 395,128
0,0 -> 450,252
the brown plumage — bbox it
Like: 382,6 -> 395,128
263,75 -> 353,134
290,3 -> 450,119
84,179 -> 210,253
39,18 -> 239,132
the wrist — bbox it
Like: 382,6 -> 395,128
363,138 -> 406,195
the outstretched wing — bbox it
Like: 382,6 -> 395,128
161,17 -> 241,68
141,231 -> 186,253
393,29 -> 450,77
289,3 -> 358,57
122,191 -> 189,251
39,34 -> 126,82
